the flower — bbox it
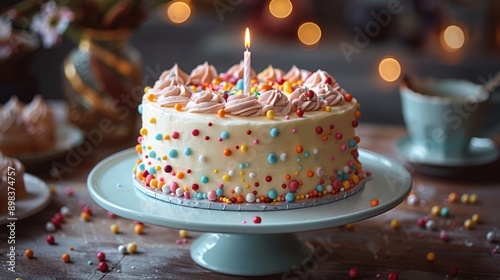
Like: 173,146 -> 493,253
30,1 -> 74,48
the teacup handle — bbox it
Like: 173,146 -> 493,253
477,88 -> 500,138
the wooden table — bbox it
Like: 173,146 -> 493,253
2,124 -> 500,280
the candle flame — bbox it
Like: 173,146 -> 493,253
245,28 -> 250,49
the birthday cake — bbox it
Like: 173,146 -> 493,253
133,62 -> 365,210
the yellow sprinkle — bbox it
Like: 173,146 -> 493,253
161,155 -> 167,160
110,224 -> 119,233
134,224 -> 144,235
266,110 -> 275,119
222,175 -> 231,182
239,171 -> 245,175
174,103 -> 182,111
390,218 -> 400,229
179,230 -> 189,238
343,181 -> 350,190
426,252 -> 436,262
469,193 -> 478,204
147,145 -> 152,150
127,242 -> 138,254
158,181 -> 165,188
471,213 -> 480,224
352,174 -> 359,184
164,135 -> 170,140
218,109 -> 226,118
240,178 -> 245,182
356,103 -> 361,108
147,93 -> 155,102
464,219 -> 474,229
144,86 -> 151,93
149,117 -> 156,124
150,179 -> 158,188
325,106 -> 331,112
80,212 -> 91,221
140,128 -> 148,136
461,193 -> 470,203
191,86 -> 197,91
240,145 -> 248,152
448,192 -> 458,203
431,205 -> 441,216
345,223 -> 355,230
213,169 -> 219,174
156,166 -> 161,171
245,184 -> 251,189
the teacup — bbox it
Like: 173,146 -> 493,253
400,75 -> 496,161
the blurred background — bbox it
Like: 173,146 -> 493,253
1,0 -> 500,125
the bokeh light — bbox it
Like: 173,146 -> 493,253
297,22 -> 321,46
166,1 -> 191,24
442,25 -> 465,51
269,0 -> 293,19
378,57 -> 401,82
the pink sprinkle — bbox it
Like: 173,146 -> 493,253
175,239 -> 181,244
107,211 -> 116,218
253,139 -> 259,144
64,187 -> 74,196
340,144 -> 347,152
218,137 -> 223,142
78,200 -> 87,208
292,128 -> 297,133
182,238 -> 188,244
242,220 -> 247,224
137,136 -> 143,143
285,115 -> 290,120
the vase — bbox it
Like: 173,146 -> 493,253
62,28 -> 143,143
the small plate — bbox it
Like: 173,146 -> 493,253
395,136 -> 499,167
0,173 -> 52,224
15,123 -> 84,166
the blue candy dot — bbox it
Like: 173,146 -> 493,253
270,127 -> 280,138
352,165 -> 357,170
139,163 -> 145,171
298,166 -> 303,171
349,139 -> 357,148
138,104 -> 143,114
285,192 -> 295,202
155,133 -> 162,141
149,151 -> 156,158
343,174 -> 349,181
149,167 -> 156,174
220,131 -> 229,140
184,147 -> 192,156
196,193 -> 203,199
169,149 -> 178,158
202,193 -> 208,199
236,79 -> 244,90
315,185 -> 324,192
239,163 -> 245,169
268,190 -> 278,200
267,153 -> 278,165
201,176 -> 209,184
216,188 -> 224,196
304,152 -> 310,158
245,163 -> 251,167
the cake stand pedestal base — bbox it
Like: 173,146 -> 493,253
191,233 -> 313,276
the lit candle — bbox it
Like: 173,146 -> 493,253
244,27 -> 251,95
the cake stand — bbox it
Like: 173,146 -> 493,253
88,148 -> 412,276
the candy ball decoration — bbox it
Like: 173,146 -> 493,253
426,252 -> 436,262
348,267 -> 359,278
62,253 -> 71,263
179,230 -> 189,238
253,216 -> 262,224
118,245 -> 128,255
24,249 -> 34,259
425,219 -> 436,231
45,222 -> 56,232
387,272 -> 399,280
127,242 -> 138,254
46,235 -> 55,245
96,252 -> 106,261
98,262 -> 109,272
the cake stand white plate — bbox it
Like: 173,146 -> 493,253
0,174 -> 52,225
15,123 -> 84,166
88,148 -> 412,276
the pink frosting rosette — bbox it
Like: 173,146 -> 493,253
258,89 -> 292,116
21,95 -> 55,146
186,89 -> 225,113
155,84 -> 194,107
189,62 -> 218,86
158,64 -> 190,85
302,70 -> 335,88
283,65 -> 310,83
257,65 -> 285,83
224,94 -> 262,116
222,61 -> 256,81
311,83 -> 344,107
290,87 -> 326,111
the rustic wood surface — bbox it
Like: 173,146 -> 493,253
1,124 -> 500,280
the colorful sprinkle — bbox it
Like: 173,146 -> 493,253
270,127 -> 280,138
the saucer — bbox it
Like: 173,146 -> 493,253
395,136 -> 499,167
0,173 -> 52,224
14,123 -> 84,168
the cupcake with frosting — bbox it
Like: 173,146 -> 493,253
0,96 -> 32,156
0,153 -> 27,212
22,95 -> 56,151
